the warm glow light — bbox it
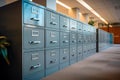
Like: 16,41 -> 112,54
56,0 -> 71,9
109,25 -> 112,27
76,0 -> 108,24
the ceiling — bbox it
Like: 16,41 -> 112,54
59,0 -> 120,26
1,0 -> 120,26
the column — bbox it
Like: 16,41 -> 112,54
33,0 -> 56,11
68,7 -> 80,20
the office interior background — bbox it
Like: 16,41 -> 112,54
0,0 -> 120,80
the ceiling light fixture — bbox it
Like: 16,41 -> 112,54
109,25 -> 112,27
56,0 -> 71,9
76,0 -> 108,24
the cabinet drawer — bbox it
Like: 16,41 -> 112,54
60,16 -> 69,31
45,10 -> 59,30
70,46 -> 77,60
45,30 -> 59,48
70,19 -> 77,31
60,32 -> 69,47
45,49 -> 59,68
24,2 -> 44,27
23,51 -> 44,76
23,27 -> 44,50
70,32 -> 77,45
60,48 -> 69,63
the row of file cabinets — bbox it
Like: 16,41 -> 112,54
24,2 -> 96,32
23,26 -> 96,50
23,1 -> 97,80
23,44 -> 97,80
98,29 -> 113,51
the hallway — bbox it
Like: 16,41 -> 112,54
43,45 -> 120,80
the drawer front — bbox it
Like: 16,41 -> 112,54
78,55 -> 83,61
45,49 -> 59,68
70,19 -> 77,31
70,59 -> 77,65
70,32 -> 77,45
23,51 -> 44,76
77,22 -> 82,32
77,46 -> 82,56
60,16 -> 69,31
77,33 -> 83,44
60,48 -> 69,63
23,71 -> 44,80
45,10 -> 59,30
60,61 -> 69,70
60,32 -> 69,47
24,2 -> 44,27
70,46 -> 77,60
45,66 -> 59,76
46,30 -> 59,48
23,27 -> 44,49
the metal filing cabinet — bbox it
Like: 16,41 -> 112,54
60,15 -> 69,31
45,49 -> 59,76
45,30 -> 59,48
60,31 -> 69,47
45,9 -> 59,30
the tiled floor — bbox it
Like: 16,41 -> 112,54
42,45 -> 120,80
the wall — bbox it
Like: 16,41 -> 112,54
56,4 -> 87,23
100,27 -> 120,44
56,4 -> 69,16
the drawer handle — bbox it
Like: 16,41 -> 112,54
78,41 -> 81,42
63,25 -> 67,28
63,40 -> 68,43
29,41 -> 41,44
63,57 -> 66,60
50,41 -> 57,44
30,18 -> 39,21
50,59 -> 56,64
30,64 -> 41,70
72,54 -> 75,57
72,40 -> 76,43
79,52 -> 81,54
50,22 -> 57,25
71,27 -> 76,29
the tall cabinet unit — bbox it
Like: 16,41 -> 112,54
82,24 -> 97,58
59,14 -> 70,69
44,8 -> 60,76
0,1 -> 45,80
96,29 -> 113,52
69,19 -> 77,64
77,22 -> 83,61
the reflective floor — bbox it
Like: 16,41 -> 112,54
43,45 -> 120,80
